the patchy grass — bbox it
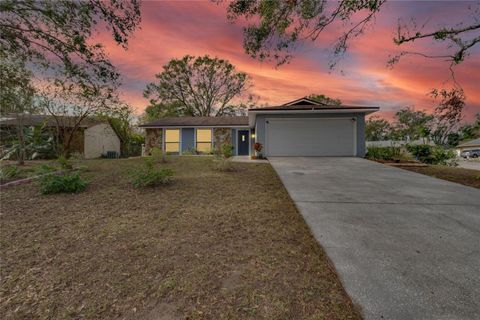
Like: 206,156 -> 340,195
0,157 -> 360,319
0,160 -> 60,184
399,165 -> 480,189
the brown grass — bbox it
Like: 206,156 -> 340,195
0,157 -> 360,319
398,165 -> 480,189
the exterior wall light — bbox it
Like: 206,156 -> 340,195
251,133 -> 256,138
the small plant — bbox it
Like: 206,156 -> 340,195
39,172 -> 87,194
253,142 -> 264,159
151,147 -> 167,163
0,165 -> 20,182
132,158 -> 173,188
182,148 -> 199,155
35,164 -> 57,175
220,143 -> 234,159
57,155 -> 73,170
365,146 -> 408,162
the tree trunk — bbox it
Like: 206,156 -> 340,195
16,124 -> 25,165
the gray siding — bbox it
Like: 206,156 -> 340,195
254,113 -> 367,157
181,128 -> 194,152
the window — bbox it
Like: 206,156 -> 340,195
196,129 -> 212,153
165,129 -> 180,153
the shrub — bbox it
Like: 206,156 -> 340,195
57,155 -> 73,170
366,146 -> 404,161
0,165 -> 20,182
132,158 -> 173,188
406,144 -> 456,165
39,172 -> 87,194
151,147 -> 167,163
220,143 -> 233,159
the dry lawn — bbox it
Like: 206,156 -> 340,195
399,165 -> 480,189
0,157 -> 360,319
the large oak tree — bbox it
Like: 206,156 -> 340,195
144,55 -> 251,117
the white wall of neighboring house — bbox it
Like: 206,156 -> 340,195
84,123 -> 120,159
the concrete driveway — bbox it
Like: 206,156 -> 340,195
269,157 -> 480,320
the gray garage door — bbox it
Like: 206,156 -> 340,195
265,118 -> 356,156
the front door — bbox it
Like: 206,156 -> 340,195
237,130 -> 249,155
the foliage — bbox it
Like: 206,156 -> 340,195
0,165 -> 20,182
105,104 -> 143,157
220,143 -> 234,159
429,88 -> 466,146
144,55 -> 251,117
366,146 -> 406,161
57,155 -> 73,170
254,142 -> 263,152
39,172 -> 87,194
0,0 -> 141,88
142,101 -> 186,121
393,107 -> 433,141
224,0 -> 479,71
406,144 -> 457,166
458,114 -> 480,142
307,94 -> 341,106
35,164 -> 57,175
151,147 -> 167,163
132,158 -> 173,188
1,125 -> 57,161
366,116 -> 392,141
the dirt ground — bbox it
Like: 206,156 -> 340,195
398,164 -> 480,189
0,157 -> 360,319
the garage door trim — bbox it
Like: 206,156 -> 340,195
264,117 -> 357,157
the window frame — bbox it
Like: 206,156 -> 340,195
195,128 -> 213,153
164,128 -> 181,154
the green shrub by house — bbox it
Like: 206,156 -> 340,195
132,158 -> 173,188
366,146 -> 405,161
39,172 -> 87,194
406,144 -> 456,165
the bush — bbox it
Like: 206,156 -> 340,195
406,144 -> 456,165
366,146 -> 404,161
57,155 -> 73,170
0,165 -> 20,182
220,143 -> 233,159
151,147 -> 167,163
39,172 -> 87,194
132,158 -> 173,188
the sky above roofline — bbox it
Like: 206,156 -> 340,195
94,1 -> 480,122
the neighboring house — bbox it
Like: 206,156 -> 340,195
0,114 -> 121,159
456,138 -> 480,155
140,97 -> 379,157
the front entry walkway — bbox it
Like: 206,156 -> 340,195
269,157 -> 480,320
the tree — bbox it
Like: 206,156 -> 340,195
224,0 -> 479,70
104,104 -> 144,157
144,55 -> 252,117
393,107 -> 433,141
39,81 -> 125,156
142,101 -> 186,122
429,88 -> 466,146
307,93 -> 341,106
458,114 -> 480,141
365,116 -> 391,141
0,55 -> 38,164
0,0 -> 141,88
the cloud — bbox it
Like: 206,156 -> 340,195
94,1 -> 479,122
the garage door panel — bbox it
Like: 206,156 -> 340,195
266,118 -> 355,156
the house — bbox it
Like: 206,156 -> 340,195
139,97 -> 379,157
0,114 -> 121,159
456,138 -> 480,156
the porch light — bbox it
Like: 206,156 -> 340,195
251,133 -> 256,138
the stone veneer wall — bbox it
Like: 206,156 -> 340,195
213,128 -> 232,153
145,128 -> 163,155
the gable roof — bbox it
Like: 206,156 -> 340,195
458,138 -> 480,148
139,116 -> 249,128
282,97 -> 323,106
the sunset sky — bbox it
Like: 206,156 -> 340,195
99,0 -> 480,121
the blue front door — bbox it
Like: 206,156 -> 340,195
237,130 -> 249,155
